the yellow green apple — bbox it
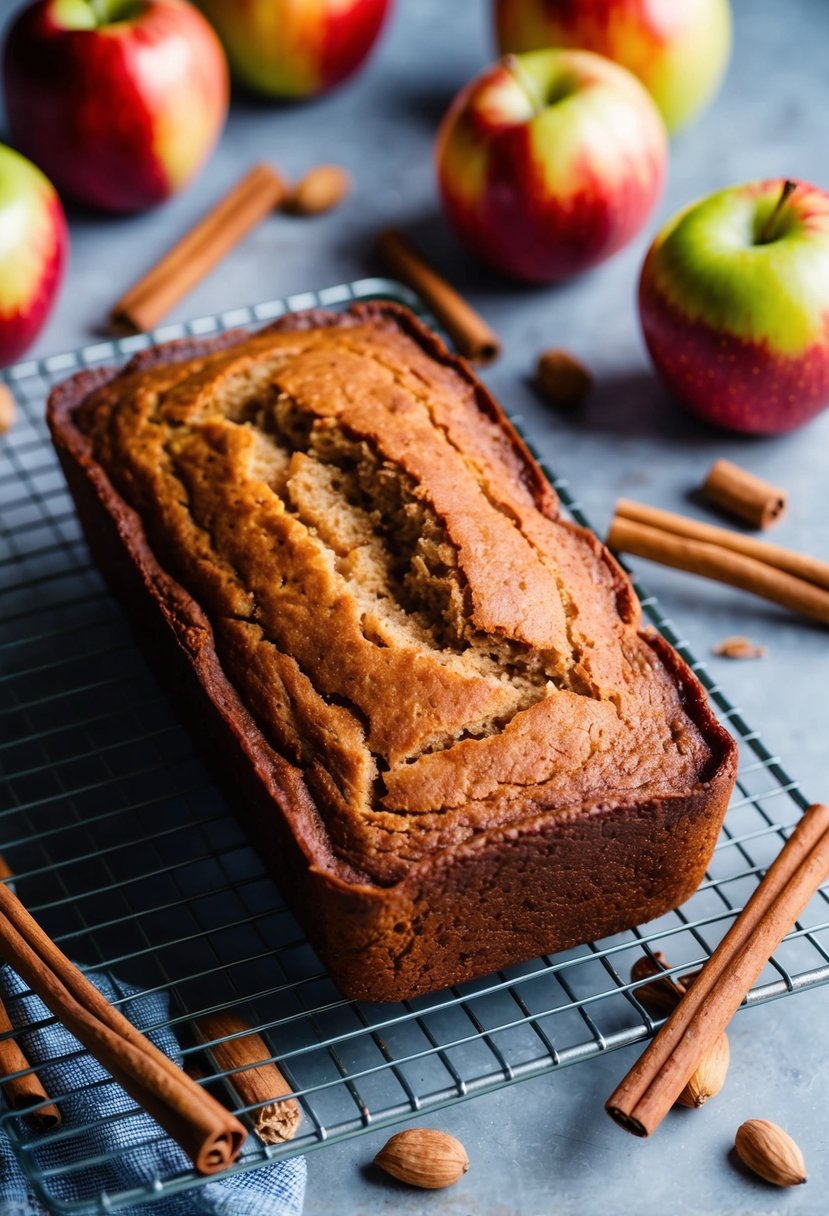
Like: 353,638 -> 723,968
639,180 -> 829,434
0,144 -> 67,366
436,49 -> 667,283
194,0 -> 391,99
3,0 -> 229,213
495,0 -> 732,133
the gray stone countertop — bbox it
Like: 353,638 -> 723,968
3,0 -> 828,1211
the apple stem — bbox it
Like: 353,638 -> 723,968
502,54 -> 544,115
757,179 -> 798,244
89,0 -> 136,23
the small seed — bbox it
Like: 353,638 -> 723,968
535,349 -> 592,409
374,1127 -> 469,1189
0,384 -> 16,434
735,1119 -> 806,1187
286,165 -> 351,216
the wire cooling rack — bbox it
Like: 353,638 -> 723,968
1,277 -> 826,1214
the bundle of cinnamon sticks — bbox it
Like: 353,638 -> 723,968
608,499 -> 829,627
607,802 -> 829,1136
0,879 -> 245,1174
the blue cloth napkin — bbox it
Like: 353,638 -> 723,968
0,965 -> 306,1216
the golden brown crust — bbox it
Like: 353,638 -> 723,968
47,303 -> 737,999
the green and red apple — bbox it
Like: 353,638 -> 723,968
3,0 -> 229,213
194,0 -> 391,99
495,0 -> 732,133
436,49 -> 667,284
639,179 -> 829,435
0,145 -> 67,367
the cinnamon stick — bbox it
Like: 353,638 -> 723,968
607,802 -> 829,1136
195,1012 -> 301,1145
630,953 -> 730,1110
0,883 -> 245,1173
615,499 -> 829,591
376,229 -> 501,364
607,514 -> 829,627
701,459 -> 787,529
0,994 -> 61,1131
110,164 -> 288,336
0,856 -> 60,1130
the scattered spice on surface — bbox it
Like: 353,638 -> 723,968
0,384 -> 16,435
712,636 -> 766,660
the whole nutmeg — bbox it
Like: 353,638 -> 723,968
630,951 -> 687,1016
374,1127 -> 469,1189
286,165 -> 351,216
734,1119 -> 806,1187
535,349 -> 593,409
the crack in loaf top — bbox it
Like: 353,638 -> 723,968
76,306 -> 714,886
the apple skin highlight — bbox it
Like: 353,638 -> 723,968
640,180 -> 829,435
3,0 -> 229,213
0,145 -> 67,366
436,50 -> 666,283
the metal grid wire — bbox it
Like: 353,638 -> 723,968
0,277 -> 826,1214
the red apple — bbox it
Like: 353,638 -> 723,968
494,0 -> 732,133
3,0 -> 229,214
0,144 -> 67,366
639,180 -> 829,435
436,49 -> 666,284
194,0 -> 391,99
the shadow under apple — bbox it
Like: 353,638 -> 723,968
570,368 -> 791,450
378,76 -> 460,132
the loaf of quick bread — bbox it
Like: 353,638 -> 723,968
48,302 -> 737,1001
